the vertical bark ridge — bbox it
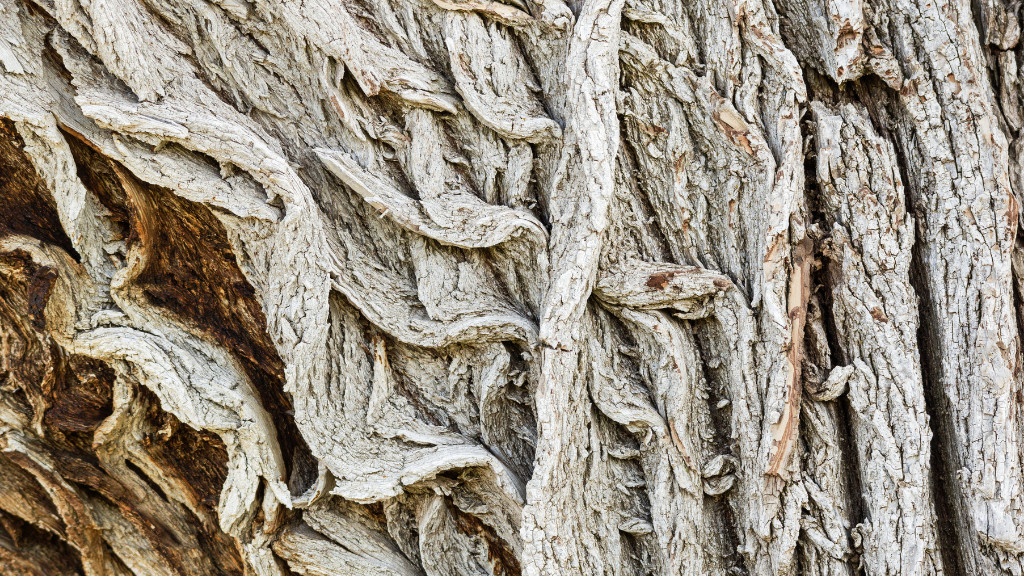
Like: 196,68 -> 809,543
810,100 -> 942,575
4,0 -> 1024,571
848,2 -> 1024,564
519,0 -> 624,573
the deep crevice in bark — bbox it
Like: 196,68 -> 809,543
900,127 -> 972,576
0,119 -> 77,258
0,509 -> 83,576
805,158 -> 868,548
691,322 -> 749,576
4,0 -> 1024,570
841,70 -> 972,575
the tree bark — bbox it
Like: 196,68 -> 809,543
1,0 -> 1023,572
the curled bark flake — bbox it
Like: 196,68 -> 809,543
316,147 -> 546,250
444,14 -> 561,142
431,0 -> 536,27
275,0 -> 460,113
594,259 -> 732,316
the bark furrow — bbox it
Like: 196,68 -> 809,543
2,0 -> 1024,573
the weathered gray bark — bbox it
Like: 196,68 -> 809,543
1,0 -> 1023,572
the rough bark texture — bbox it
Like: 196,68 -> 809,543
1,0 -> 1024,572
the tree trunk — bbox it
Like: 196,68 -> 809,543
1,0 -> 1023,572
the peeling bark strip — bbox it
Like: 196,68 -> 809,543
3,0 -> 1024,570
766,235 -> 812,478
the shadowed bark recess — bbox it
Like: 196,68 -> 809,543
0,120 -> 76,255
112,160 -> 306,477
0,204 -> 245,575
3,0 -> 1024,573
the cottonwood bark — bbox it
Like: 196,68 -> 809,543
1,0 -> 1023,572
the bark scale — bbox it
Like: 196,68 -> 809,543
0,0 -> 1023,573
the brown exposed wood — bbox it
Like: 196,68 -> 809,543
451,498 -> 522,576
139,387 -> 230,513
4,0 -> 1024,572
0,120 -> 75,256
111,164 -> 306,476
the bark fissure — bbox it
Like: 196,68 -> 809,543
4,0 -> 1024,572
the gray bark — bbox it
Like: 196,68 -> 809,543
0,0 -> 1023,572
